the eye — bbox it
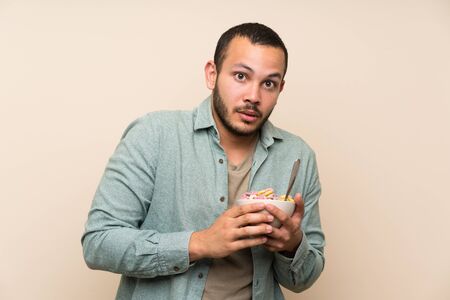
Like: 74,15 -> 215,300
234,72 -> 246,81
264,80 -> 276,89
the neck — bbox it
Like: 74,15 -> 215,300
221,129 -> 259,166
219,127 -> 259,151
212,110 -> 260,166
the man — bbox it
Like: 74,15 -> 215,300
82,23 -> 325,300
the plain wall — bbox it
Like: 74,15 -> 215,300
1,1 -> 449,299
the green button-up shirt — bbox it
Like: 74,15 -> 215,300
82,97 -> 325,300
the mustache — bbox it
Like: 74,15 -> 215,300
235,103 -> 262,117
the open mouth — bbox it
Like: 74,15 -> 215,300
238,110 -> 259,122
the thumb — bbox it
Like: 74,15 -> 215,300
292,193 -> 305,221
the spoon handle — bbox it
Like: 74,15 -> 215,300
284,159 -> 301,200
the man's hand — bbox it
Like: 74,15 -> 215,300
263,193 -> 305,255
189,203 -> 274,261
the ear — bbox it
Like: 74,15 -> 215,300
204,60 -> 217,90
279,79 -> 285,93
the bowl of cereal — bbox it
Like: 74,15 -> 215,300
235,188 -> 295,228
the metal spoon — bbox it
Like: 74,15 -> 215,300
284,159 -> 301,200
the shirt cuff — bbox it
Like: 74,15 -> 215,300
274,231 -> 309,268
149,231 -> 194,275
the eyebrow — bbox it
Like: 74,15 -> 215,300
232,63 -> 282,80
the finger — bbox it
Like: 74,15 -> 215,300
235,224 -> 273,239
264,227 -> 285,241
263,238 -> 284,251
227,203 -> 265,218
291,193 -> 305,227
265,228 -> 292,247
265,204 -> 293,229
232,236 -> 268,251
235,212 -> 274,227
292,193 -> 305,219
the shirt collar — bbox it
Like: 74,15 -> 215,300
193,96 -> 216,131
193,95 -> 284,146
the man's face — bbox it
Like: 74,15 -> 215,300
210,37 -> 285,137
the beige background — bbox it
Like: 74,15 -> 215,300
1,0 -> 449,299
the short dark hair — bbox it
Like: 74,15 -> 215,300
214,22 -> 288,76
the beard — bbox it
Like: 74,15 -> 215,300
212,86 -> 273,137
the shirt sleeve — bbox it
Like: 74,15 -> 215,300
81,116 -> 193,278
272,152 -> 325,292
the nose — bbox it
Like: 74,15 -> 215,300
245,82 -> 261,104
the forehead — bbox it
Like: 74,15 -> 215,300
222,37 -> 285,75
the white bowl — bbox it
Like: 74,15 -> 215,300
234,198 -> 295,228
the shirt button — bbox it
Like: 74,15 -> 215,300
173,266 -> 180,272
218,158 -> 224,164
219,196 -> 225,202
198,272 -> 203,279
